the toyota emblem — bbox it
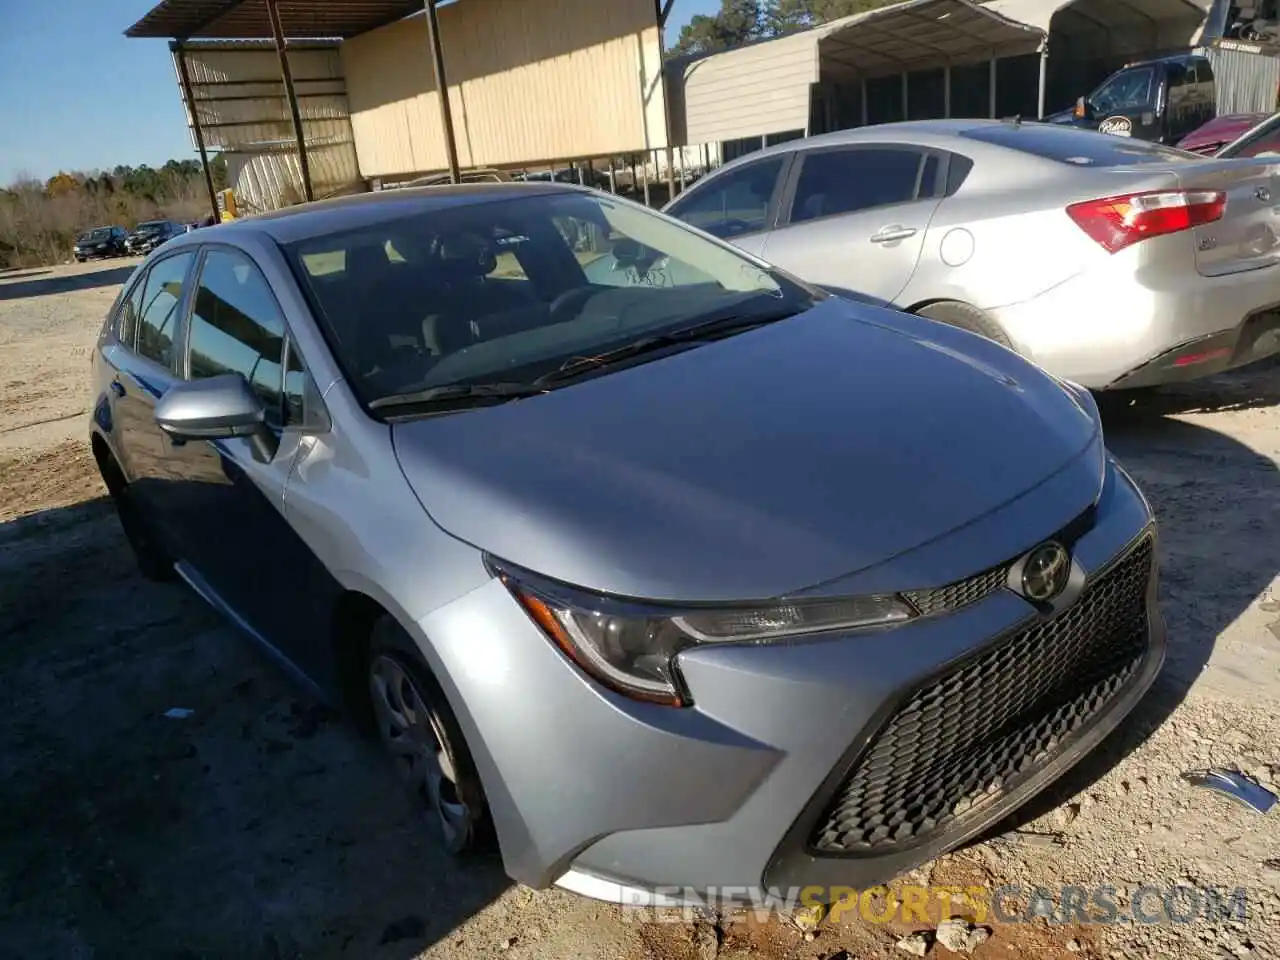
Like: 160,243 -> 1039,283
1020,541 -> 1071,603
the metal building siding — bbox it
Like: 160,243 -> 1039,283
676,33 -> 820,145
341,0 -> 666,178
1206,45 -> 1280,115
173,43 -> 362,211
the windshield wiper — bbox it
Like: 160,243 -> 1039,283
535,308 -> 797,386
368,381 -> 548,412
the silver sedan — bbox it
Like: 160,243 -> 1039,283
664,119 -> 1280,390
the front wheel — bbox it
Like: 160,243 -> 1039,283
106,475 -> 176,582
367,618 -> 490,855
914,301 -> 1014,350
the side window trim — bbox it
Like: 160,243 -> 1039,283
111,267 -> 149,349
774,143 -> 934,229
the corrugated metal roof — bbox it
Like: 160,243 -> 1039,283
816,0 -> 1045,75
125,0 -> 425,40
982,0 -> 1204,33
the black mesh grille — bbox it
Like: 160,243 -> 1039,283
904,566 -> 1008,618
810,534 -> 1154,855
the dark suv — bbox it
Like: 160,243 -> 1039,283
74,226 -> 128,262
125,220 -> 184,256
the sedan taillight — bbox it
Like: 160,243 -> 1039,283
1065,189 -> 1226,254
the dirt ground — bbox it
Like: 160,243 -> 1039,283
1,260 -> 1278,960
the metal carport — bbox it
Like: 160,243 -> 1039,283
668,0 -> 1046,151
985,0 -> 1209,115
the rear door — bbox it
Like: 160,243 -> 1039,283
110,250 -> 197,553
759,143 -> 945,304
662,153 -> 793,259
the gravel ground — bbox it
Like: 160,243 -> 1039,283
1,261 -> 1278,960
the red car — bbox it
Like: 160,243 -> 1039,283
1176,112 -> 1277,155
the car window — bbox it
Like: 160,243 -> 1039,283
283,190 -> 815,408
136,253 -> 193,367
1091,67 -> 1155,113
1238,127 -> 1280,157
186,249 -> 288,422
115,272 -> 147,347
789,148 -> 925,224
665,156 -> 786,239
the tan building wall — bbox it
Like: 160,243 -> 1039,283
341,0 -> 667,178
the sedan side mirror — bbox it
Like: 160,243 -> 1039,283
155,373 -> 278,462
1075,96 -> 1090,119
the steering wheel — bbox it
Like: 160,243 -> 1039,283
547,285 -> 597,322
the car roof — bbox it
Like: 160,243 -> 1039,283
213,181 -> 584,245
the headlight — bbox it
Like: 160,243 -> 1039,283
491,560 -> 915,707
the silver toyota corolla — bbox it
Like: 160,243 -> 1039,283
89,182 -> 1163,904
664,118 -> 1280,391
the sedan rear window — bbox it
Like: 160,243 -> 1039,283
959,123 -> 1202,166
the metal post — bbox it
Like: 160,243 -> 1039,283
1037,42 -> 1049,119
174,43 -> 220,224
678,149 -> 686,191
861,79 -> 869,126
423,0 -> 462,184
989,59 -> 998,118
901,73 -> 909,120
608,158 -> 617,193
578,163 -> 586,186
944,65 -> 952,118
642,158 -> 651,207
265,0 -> 313,202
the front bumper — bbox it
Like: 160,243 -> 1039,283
415,455 -> 1159,900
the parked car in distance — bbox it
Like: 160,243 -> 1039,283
663,118 -> 1280,391
74,225 -> 128,261
1211,109 -> 1280,158
125,219 -> 185,256
90,182 -> 1163,905
1045,51 -> 1216,144
1175,112 -> 1271,154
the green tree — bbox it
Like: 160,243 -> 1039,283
765,0 -> 908,33
671,0 -> 763,56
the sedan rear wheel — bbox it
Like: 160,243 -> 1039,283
367,621 -> 488,855
915,301 -> 1014,350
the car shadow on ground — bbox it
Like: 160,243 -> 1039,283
0,497 -> 510,960
981,380 -> 1280,836
0,265 -> 136,301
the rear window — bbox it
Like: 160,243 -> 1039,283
958,123 -> 1202,167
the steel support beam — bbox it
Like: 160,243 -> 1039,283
424,0 -> 461,184
174,42 -> 221,224
265,0 -> 313,202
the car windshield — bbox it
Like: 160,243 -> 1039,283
81,228 -> 111,241
282,191 -> 819,409
136,221 -> 167,233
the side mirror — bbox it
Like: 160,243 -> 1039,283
611,237 -> 644,264
1075,96 -> 1089,119
155,373 -> 278,462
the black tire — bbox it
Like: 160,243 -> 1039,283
367,617 -> 492,855
914,301 -> 1014,350
99,457 -> 176,582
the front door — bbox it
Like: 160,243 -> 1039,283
1087,64 -> 1164,142
159,246 -> 335,685
759,144 -> 943,305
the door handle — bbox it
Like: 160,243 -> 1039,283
110,379 -> 126,398
870,226 -> 918,244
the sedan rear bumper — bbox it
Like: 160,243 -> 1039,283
418,457 -> 1160,899
990,241 -> 1280,389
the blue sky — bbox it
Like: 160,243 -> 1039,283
0,0 -> 721,186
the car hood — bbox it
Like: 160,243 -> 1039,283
391,298 -> 1102,602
